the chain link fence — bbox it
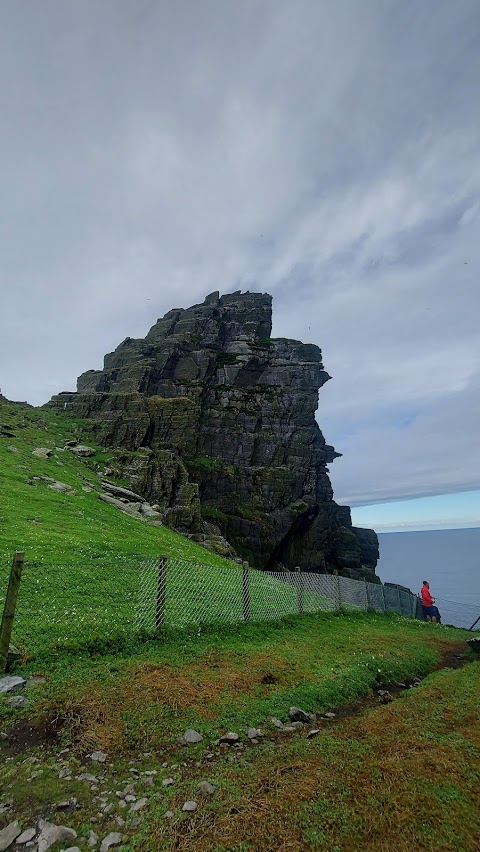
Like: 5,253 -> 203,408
135,558 -> 425,631
2,554 -> 479,662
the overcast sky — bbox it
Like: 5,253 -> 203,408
1,0 -> 479,509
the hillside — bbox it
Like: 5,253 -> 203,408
0,398 -> 239,569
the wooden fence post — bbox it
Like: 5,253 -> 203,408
242,562 -> 250,622
295,566 -> 304,614
363,578 -> 369,609
0,552 -> 25,674
155,555 -> 168,630
333,572 -> 341,611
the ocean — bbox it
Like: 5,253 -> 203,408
377,527 -> 480,629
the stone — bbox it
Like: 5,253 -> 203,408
182,801 -> 197,812
0,822 -> 21,851
48,292 -> 379,579
70,445 -> 95,457
307,729 -> 321,739
25,677 -> 46,688
288,707 -> 316,724
218,732 -> 239,745
129,798 -> 147,813
100,481 -> 144,501
32,448 -> 51,458
0,675 -> 26,693
197,781 -> 216,795
182,729 -> 203,744
46,480 -> 75,494
140,503 -> 162,520
99,833 -> 122,852
63,848 -> 81,852
247,727 -> 263,739
165,811 -> 174,819
270,717 -> 285,729
90,751 -> 107,763
37,820 -> 77,852
162,777 -> 174,787
16,828 -> 36,844
87,830 -> 98,847
7,695 -> 29,709
323,712 -> 336,719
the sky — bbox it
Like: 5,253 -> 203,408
352,489 -> 480,533
0,0 -> 479,518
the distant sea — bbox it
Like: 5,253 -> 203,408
377,528 -> 480,620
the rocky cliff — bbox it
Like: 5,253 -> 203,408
49,291 -> 379,580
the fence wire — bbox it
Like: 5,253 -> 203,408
2,554 -> 479,661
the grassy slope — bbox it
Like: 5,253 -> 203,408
0,399 -> 238,567
0,401 -> 338,658
1,614 -> 477,850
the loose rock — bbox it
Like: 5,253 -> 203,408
182,729 -> 203,744
130,798 -> 147,813
218,732 -> 239,745
16,828 -> 36,844
0,822 -> 21,852
288,707 -> 316,724
307,729 -> 320,739
90,751 -> 107,763
182,801 -> 197,812
87,830 -> 98,847
32,448 -> 52,458
7,695 -> 29,709
162,777 -> 174,787
270,717 -> 284,729
0,675 -> 26,693
37,820 -> 77,852
197,781 -> 216,796
71,445 -> 95,457
99,833 -> 122,852
247,727 -> 263,739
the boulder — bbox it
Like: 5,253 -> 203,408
0,822 -> 21,852
0,675 -> 26,693
37,820 -> 77,852
70,445 -> 95,457
32,447 -> 51,458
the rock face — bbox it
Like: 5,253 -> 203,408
49,291 -> 378,580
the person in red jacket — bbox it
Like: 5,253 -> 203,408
421,581 -> 437,622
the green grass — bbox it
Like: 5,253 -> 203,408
0,401 -> 332,658
0,614 -> 476,851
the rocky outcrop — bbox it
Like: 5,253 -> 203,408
49,291 -> 378,580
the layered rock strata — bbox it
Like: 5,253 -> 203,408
49,291 -> 379,580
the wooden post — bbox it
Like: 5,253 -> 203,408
295,566 -> 304,614
333,572 -> 341,611
242,562 -> 250,622
155,555 -> 168,630
363,578 -> 369,610
0,552 -> 24,673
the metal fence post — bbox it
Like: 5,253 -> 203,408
242,562 -> 250,622
0,552 -> 25,673
295,566 -> 304,614
155,555 -> 168,630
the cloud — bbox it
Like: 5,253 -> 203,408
0,0 -> 479,506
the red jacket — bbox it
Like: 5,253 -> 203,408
421,585 -> 433,606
